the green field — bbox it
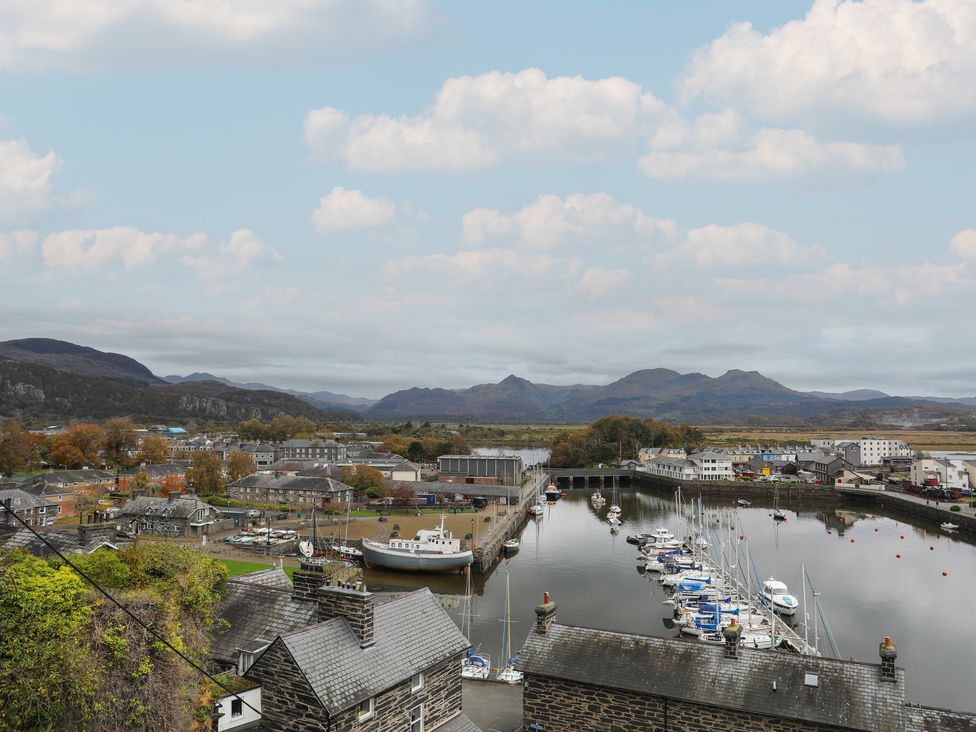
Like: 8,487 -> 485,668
219,558 -> 295,579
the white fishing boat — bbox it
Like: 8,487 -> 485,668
762,578 -> 799,616
940,522 -> 959,531
360,515 -> 473,573
544,484 -> 561,501
496,573 -> 524,684
503,537 -> 520,552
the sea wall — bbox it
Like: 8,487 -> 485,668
842,491 -> 976,537
631,473 -> 843,507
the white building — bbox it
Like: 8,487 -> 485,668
638,447 -> 687,463
911,458 -> 971,491
842,438 -> 912,467
645,456 -> 699,481
688,451 -> 734,481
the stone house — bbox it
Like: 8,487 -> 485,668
276,439 -> 347,462
517,594 -> 975,731
226,474 -> 355,507
16,468 -> 115,519
242,571 -> 479,731
0,487 -> 59,527
118,492 -> 218,537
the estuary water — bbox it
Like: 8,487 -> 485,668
365,487 -> 976,712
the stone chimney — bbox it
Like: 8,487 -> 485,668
77,521 -> 118,548
317,578 -> 374,648
722,618 -> 742,658
879,636 -> 897,682
291,563 -> 329,602
167,491 -> 180,503
534,591 -> 557,634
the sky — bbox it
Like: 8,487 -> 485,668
1,0 -> 975,398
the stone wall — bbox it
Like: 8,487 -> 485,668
848,492 -> 976,537
316,584 -> 374,646
523,673 -> 849,732
632,473 -> 842,506
329,653 -> 463,732
244,638 -> 326,731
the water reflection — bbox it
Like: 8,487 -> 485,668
366,487 -> 976,712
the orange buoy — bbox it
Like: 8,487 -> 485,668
739,534 -> 744,540
850,538 -> 855,543
900,535 -> 905,540
943,571 -> 948,577
874,528 -> 879,532
930,546 -> 934,551
896,554 -> 901,558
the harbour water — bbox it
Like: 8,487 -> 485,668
365,486 -> 976,712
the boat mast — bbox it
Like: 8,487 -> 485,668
801,563 -> 809,650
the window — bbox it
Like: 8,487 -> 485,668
410,672 -> 424,693
358,697 -> 374,721
231,698 -> 243,718
409,704 -> 423,732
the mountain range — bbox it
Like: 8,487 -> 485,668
1,338 -> 974,427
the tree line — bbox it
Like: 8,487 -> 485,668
549,415 -> 706,468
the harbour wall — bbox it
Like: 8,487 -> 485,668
471,470 -> 546,574
840,490 -> 976,537
629,472 -> 843,507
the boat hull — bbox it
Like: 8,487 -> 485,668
361,540 -> 473,573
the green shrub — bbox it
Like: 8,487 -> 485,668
949,504 -> 961,512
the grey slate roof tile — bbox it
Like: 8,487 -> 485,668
228,567 -> 291,591
277,588 -> 469,715
212,582 -> 318,665
517,623 -> 908,732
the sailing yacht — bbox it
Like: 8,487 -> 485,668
495,572 -> 523,684
332,497 -> 363,560
459,568 -> 491,680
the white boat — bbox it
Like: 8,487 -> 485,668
608,504 -> 621,514
941,522 -> 959,530
461,652 -> 491,680
762,578 -> 799,616
608,515 -> 621,527
544,484 -> 561,501
737,499 -> 752,507
503,538 -> 520,552
496,573 -> 524,684
528,503 -> 544,517
332,496 -> 364,560
360,515 -> 473,573
591,491 -> 604,503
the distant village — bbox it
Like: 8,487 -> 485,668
2,424 -> 975,731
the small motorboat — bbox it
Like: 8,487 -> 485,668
608,504 -> 621,514
544,484 -> 561,501
762,578 -> 799,616
591,491 -> 604,503
940,522 -> 959,531
772,509 -> 787,522
503,538 -> 520,552
528,503 -> 544,517
737,499 -> 751,507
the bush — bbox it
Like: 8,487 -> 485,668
950,504 -> 961,512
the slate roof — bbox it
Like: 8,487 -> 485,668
431,713 -> 482,732
122,463 -> 187,478
905,706 -> 976,731
227,474 -> 354,494
119,494 -> 214,520
0,526 -> 125,557
0,488 -> 58,512
270,588 -> 469,715
212,580 -> 318,666
26,469 -> 115,485
228,567 -> 291,591
517,624 -> 908,732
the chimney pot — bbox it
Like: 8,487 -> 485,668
879,636 -> 897,682
535,592 -> 557,634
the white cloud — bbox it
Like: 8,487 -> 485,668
385,248 -> 559,281
661,223 -> 829,268
42,226 -> 205,270
462,192 -> 680,250
640,128 -> 904,180
0,138 -> 60,220
0,230 -> 38,263
576,267 -> 631,299
304,68 -> 670,172
312,187 -> 396,233
0,0 -> 438,71
950,229 -> 976,259
181,229 -> 280,278
679,0 -> 976,124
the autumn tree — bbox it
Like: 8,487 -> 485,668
135,434 -> 171,465
340,465 -> 385,492
102,418 -> 138,470
0,422 -> 33,476
129,471 -> 152,496
49,424 -> 105,469
227,451 -> 257,481
186,451 -> 225,497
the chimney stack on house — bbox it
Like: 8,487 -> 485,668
722,617 -> 742,658
317,577 -> 375,648
879,636 -> 897,682
291,562 -> 329,602
535,591 -> 558,634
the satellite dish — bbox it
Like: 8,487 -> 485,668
299,540 -> 313,558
